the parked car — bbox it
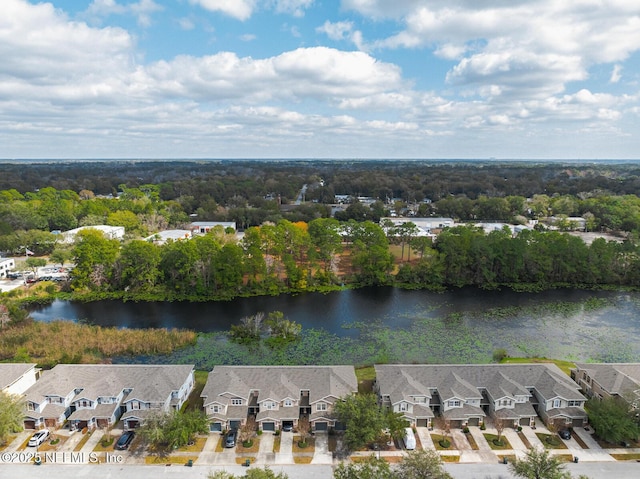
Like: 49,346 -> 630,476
402,427 -> 416,450
28,430 -> 50,447
558,429 -> 571,440
282,422 -> 294,432
115,431 -> 135,450
225,429 -> 237,448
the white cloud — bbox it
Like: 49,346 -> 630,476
316,20 -> 353,41
355,1 -> 640,101
240,34 -> 257,41
274,0 -> 314,17
611,64 -> 623,83
84,0 -> 163,27
190,0 -> 314,20
190,0 -> 256,21
178,17 -> 195,30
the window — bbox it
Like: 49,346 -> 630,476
316,403 -> 327,411
212,405 -> 220,413
552,399 -> 561,408
265,402 -> 276,410
27,402 -> 35,411
399,402 -> 408,411
132,401 -> 140,410
284,399 -> 293,407
568,400 -> 582,407
231,398 -> 242,406
449,400 -> 461,407
414,396 -> 427,404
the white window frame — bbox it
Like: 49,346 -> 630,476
399,402 -> 408,411
316,403 -> 327,412
284,399 -> 293,407
552,399 -> 561,408
231,398 -> 243,406
449,400 -> 461,407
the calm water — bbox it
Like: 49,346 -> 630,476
29,288 -> 640,366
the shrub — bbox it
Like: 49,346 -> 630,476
257,430 -> 263,436
517,426 -> 522,432
439,439 -> 451,448
463,427 -> 470,434
480,423 -> 486,431
274,430 -> 280,436
492,348 -> 508,362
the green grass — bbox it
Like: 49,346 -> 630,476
535,433 -> 568,449
182,370 -> 208,411
611,453 -> 640,460
483,433 -> 512,450
356,365 -> 376,394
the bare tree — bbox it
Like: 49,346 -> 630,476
239,417 -> 257,445
297,416 -> 311,447
494,417 -> 506,445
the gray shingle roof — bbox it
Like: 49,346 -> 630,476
375,363 -> 584,403
201,365 -> 357,407
575,363 -> 640,397
24,364 -> 194,405
0,363 -> 36,391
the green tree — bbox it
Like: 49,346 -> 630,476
509,448 -> 571,479
25,257 -> 46,276
265,311 -> 302,343
139,410 -> 208,451
586,396 -> 639,444
0,392 -> 24,446
114,240 -> 161,291
396,449 -> 453,479
50,247 -> 73,268
334,393 -> 386,451
333,454 -> 395,479
71,228 -> 120,289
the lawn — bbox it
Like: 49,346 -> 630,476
292,436 -> 315,453
73,431 -> 94,452
483,433 -> 512,450
182,370 -> 208,411
611,453 -> 640,460
440,455 -> 460,463
237,437 -> 260,453
293,456 -> 313,464
355,365 -> 376,394
93,434 -> 115,452
273,435 -> 281,453
431,434 -> 455,450
176,436 -> 207,452
464,432 -> 479,450
535,433 -> 568,449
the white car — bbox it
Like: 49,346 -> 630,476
28,430 -> 50,447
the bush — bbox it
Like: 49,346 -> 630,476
274,430 -> 280,436
297,440 -> 308,448
517,426 -> 522,432
242,440 -> 253,448
480,424 -> 486,431
439,439 -> 451,448
492,348 -> 508,362
463,427 -> 470,433
257,430 -> 263,436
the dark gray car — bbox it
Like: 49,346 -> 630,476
225,429 -> 237,448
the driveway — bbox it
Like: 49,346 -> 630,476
276,432 -> 294,464
415,427 -> 436,450
311,433 -> 332,464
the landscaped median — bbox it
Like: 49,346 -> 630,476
536,432 -> 568,449
483,433 -> 512,450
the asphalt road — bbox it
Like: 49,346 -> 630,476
1,462 -> 640,479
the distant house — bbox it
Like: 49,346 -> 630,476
379,217 -> 454,238
572,363 -> 640,408
545,216 -> 587,231
189,222 -> 237,234
145,229 -> 192,245
22,364 -> 194,430
0,257 -> 16,278
0,363 -> 40,396
60,225 -> 125,244
374,364 -> 587,429
201,365 -> 357,433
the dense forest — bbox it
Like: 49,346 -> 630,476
3,160 -> 640,303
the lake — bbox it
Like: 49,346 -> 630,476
28,287 -> 640,368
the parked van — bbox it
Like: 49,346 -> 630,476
403,427 -> 416,450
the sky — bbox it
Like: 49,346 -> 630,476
1,0 -> 640,160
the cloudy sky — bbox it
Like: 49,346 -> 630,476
1,0 -> 640,159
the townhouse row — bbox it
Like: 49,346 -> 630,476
2,362 -> 638,433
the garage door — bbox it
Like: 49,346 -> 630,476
210,422 -> 222,432
230,420 -> 241,430
417,419 -> 428,427
449,420 -> 463,429
572,418 -> 584,428
24,420 -> 36,430
467,418 -> 479,427
520,417 -> 531,426
262,422 -> 275,432
315,422 -> 328,431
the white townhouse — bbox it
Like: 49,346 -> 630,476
201,365 -> 357,433
0,363 -> 40,396
375,364 -> 587,429
22,364 -> 194,430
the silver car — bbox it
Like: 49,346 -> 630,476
28,430 -> 50,447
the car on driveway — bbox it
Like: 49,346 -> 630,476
115,431 -> 135,450
225,429 -> 237,448
28,430 -> 50,447
558,429 -> 571,440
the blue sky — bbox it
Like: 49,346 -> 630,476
1,0 -> 640,159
